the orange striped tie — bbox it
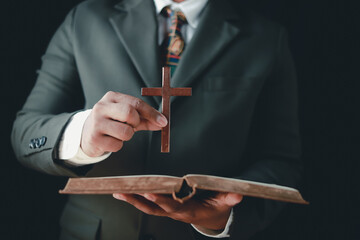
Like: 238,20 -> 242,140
160,7 -> 187,74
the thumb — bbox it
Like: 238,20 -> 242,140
223,193 -> 243,207
134,119 -> 164,132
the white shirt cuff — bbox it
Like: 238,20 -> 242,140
58,109 -> 111,166
191,208 -> 233,238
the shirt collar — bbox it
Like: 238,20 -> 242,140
153,0 -> 208,28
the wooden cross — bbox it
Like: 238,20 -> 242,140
141,67 -> 192,153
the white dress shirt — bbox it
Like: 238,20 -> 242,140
58,0 -> 233,237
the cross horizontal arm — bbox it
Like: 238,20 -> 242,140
170,88 -> 192,96
141,88 -> 162,96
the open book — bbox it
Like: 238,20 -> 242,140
60,174 -> 308,204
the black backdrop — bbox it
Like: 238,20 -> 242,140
1,0 -> 359,239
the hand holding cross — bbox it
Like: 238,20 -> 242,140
142,67 -> 192,152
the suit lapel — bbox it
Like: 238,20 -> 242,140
109,0 -> 161,104
109,0 -> 242,106
171,0 -> 242,103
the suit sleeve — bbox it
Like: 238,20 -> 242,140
11,7 -> 86,177
229,28 -> 303,239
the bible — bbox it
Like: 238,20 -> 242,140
60,174 -> 308,204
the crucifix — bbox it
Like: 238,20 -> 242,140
141,67 -> 192,153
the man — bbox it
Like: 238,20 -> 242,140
11,0 -> 302,239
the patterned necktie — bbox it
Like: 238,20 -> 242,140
161,7 -> 187,74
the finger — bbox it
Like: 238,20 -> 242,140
143,194 -> 182,214
113,194 -> 166,216
224,193 -> 243,206
99,119 -> 135,141
95,93 -> 141,127
81,134 -> 123,156
99,135 -> 124,153
134,118 -> 163,132
214,193 -> 243,207
127,98 -> 167,128
103,92 -> 167,128
106,102 -> 141,128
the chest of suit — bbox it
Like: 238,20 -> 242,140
69,0 -> 278,178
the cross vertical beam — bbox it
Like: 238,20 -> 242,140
141,67 -> 192,153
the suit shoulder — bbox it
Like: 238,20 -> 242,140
220,0 -> 286,39
234,9 -> 287,45
61,0 -> 122,31
72,0 -> 117,18
246,11 -> 285,35
225,0 -> 285,31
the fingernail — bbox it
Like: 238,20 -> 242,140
144,193 -> 155,201
113,193 -> 125,201
157,115 -> 168,127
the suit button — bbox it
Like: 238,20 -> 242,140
29,139 -> 37,149
39,136 -> 47,147
34,138 -> 41,148
29,136 -> 47,149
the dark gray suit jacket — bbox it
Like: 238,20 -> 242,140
11,0 -> 302,239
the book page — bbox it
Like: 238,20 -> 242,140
184,174 -> 308,204
60,175 -> 183,194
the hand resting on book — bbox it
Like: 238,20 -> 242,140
113,192 -> 243,231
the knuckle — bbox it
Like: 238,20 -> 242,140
92,102 -> 105,115
104,91 -> 115,99
122,105 -> 134,122
107,140 -> 123,152
173,211 -> 194,222
171,213 -> 184,221
133,98 -> 144,109
168,207 -> 180,214
184,211 -> 195,220
117,140 -> 124,150
121,125 -> 134,141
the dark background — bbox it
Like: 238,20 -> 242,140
1,0 -> 359,239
